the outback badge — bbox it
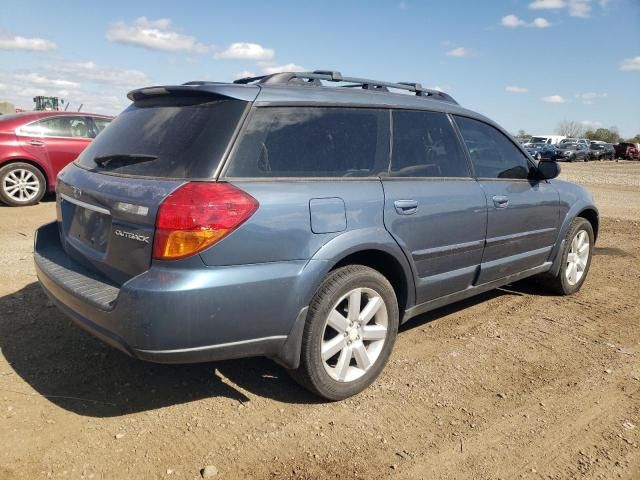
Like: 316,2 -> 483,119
114,229 -> 150,244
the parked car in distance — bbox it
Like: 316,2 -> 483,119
556,142 -> 590,162
614,142 -> 639,160
528,135 -> 566,145
525,142 -> 559,161
34,70 -> 598,400
589,142 -> 615,160
0,111 -> 113,206
559,138 -> 590,148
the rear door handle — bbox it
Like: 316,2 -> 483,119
394,199 -> 418,215
28,139 -> 45,146
492,195 -> 509,208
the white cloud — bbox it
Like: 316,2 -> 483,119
49,61 -> 149,88
529,0 -> 565,9
575,92 -> 607,104
531,17 -> 552,28
567,0 -> 591,17
502,14 -> 527,27
446,47 -> 468,57
542,95 -> 567,103
529,0 -> 592,17
12,73 -> 79,88
501,14 -> 551,28
106,17 -> 212,53
0,34 -> 57,51
506,85 -> 529,93
214,42 -> 274,60
261,63 -> 306,75
0,58 -> 151,114
620,56 -> 640,71
581,120 -> 602,127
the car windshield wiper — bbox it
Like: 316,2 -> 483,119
93,154 -> 158,168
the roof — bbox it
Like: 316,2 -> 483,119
127,70 -> 499,129
1,111 -> 113,121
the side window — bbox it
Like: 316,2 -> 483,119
226,107 -> 389,177
92,117 -> 112,134
391,110 -> 469,177
454,116 -> 531,180
20,117 -> 93,139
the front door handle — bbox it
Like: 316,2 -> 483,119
28,139 -> 45,146
492,195 -> 509,208
394,199 -> 418,215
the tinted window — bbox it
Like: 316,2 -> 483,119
19,116 -> 93,138
76,97 -> 246,178
226,107 -> 388,177
391,110 -> 469,177
454,116 -> 531,180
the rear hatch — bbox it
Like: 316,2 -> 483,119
55,85 -> 257,285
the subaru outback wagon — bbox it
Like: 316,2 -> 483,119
35,70 -> 598,400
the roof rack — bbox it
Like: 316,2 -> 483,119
233,70 -> 458,104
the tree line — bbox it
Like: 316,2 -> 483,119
517,121 -> 640,144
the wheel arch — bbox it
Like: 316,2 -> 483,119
307,228 -> 416,317
330,249 -> 410,318
577,208 -> 599,242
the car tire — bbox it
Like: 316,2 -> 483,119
536,217 -> 594,295
0,162 -> 46,207
290,265 -> 399,400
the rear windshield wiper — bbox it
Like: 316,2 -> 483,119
93,154 -> 158,168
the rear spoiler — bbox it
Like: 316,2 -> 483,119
127,83 -> 260,103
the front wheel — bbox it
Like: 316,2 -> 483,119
0,162 -> 46,207
536,217 -> 594,295
290,265 -> 399,400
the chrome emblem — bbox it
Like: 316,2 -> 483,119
71,186 -> 82,199
114,229 -> 150,244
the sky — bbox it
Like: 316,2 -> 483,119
1,0 -> 639,137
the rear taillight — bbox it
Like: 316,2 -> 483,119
153,182 -> 258,260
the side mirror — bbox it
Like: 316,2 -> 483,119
536,160 -> 560,180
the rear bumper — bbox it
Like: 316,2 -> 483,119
34,221 -> 319,367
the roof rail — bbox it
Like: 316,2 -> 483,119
233,70 -> 458,104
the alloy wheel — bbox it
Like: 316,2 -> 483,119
2,168 -> 41,202
321,287 -> 388,382
565,229 -> 590,286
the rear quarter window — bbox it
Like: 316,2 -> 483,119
225,107 -> 389,178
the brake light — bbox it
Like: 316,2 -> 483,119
153,182 -> 258,260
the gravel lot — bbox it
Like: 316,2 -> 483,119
0,161 -> 638,479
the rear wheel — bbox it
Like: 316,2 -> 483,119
536,217 -> 594,295
290,265 -> 399,400
0,162 -> 46,207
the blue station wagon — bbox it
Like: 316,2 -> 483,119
34,71 -> 598,399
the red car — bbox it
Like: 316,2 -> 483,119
0,111 -> 112,206
614,142 -> 639,160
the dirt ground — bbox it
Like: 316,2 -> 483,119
0,161 -> 638,480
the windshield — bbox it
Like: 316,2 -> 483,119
530,136 -> 548,143
76,96 -> 246,178
559,143 -> 577,149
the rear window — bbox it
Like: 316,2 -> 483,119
76,96 -> 246,178
225,107 -> 389,177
